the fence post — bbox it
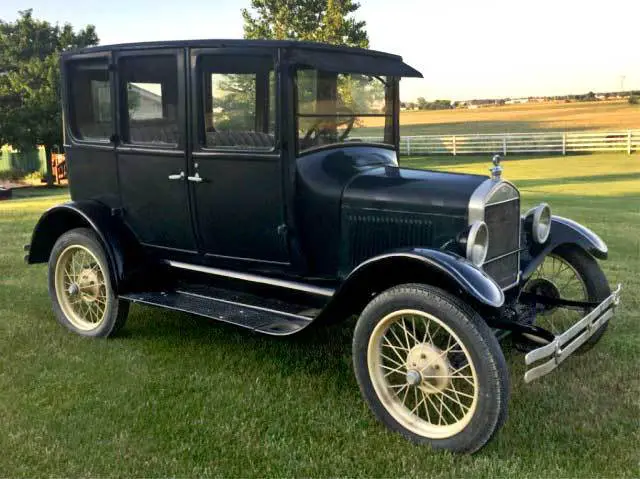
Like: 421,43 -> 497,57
562,132 -> 567,155
406,137 -> 411,156
628,130 -> 632,155
503,135 -> 507,156
453,136 -> 457,156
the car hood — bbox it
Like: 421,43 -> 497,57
342,165 -> 488,218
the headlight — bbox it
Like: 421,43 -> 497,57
529,203 -> 551,244
465,221 -> 489,266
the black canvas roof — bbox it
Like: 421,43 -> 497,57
63,39 -> 423,78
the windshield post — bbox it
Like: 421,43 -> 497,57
388,76 -> 400,154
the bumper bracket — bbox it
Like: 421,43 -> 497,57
524,284 -> 622,383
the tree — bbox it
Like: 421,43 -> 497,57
242,0 -> 369,48
0,10 -> 98,184
416,97 -> 428,110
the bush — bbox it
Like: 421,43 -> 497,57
0,169 -> 27,182
629,95 -> 639,105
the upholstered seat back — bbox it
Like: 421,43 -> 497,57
206,130 -> 274,149
129,121 -> 179,144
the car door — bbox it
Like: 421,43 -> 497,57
188,48 -> 289,265
62,52 -> 120,208
116,49 -> 197,254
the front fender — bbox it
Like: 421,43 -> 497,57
27,200 -> 141,291
521,215 -> 608,280
328,248 -> 505,315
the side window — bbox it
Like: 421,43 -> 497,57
199,55 -> 276,151
67,60 -> 112,141
120,55 -> 179,146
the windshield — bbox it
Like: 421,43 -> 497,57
295,69 -> 395,153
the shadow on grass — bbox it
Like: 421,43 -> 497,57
10,185 -> 69,199
122,303 -> 357,379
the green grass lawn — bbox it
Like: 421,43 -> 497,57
1,154 -> 638,477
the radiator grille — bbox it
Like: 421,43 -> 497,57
483,197 -> 520,288
485,199 -> 520,259
346,213 -> 433,267
484,252 -> 519,289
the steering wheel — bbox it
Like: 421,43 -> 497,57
302,105 -> 356,146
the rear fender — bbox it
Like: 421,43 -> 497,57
316,248 -> 505,324
521,216 -> 608,280
27,201 -> 142,292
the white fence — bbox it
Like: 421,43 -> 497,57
359,130 -> 640,156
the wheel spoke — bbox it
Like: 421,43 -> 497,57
410,391 -> 427,415
445,387 -> 470,416
445,387 -> 474,399
389,324 -> 410,351
383,338 -> 409,364
424,392 -> 440,423
381,351 -> 405,368
382,363 -> 406,377
437,392 -> 461,424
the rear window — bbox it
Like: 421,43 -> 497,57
67,60 -> 112,141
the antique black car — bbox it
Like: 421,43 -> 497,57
27,40 -> 621,453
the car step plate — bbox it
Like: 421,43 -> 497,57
120,290 -> 314,336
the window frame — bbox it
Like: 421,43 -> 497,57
115,49 -> 184,150
63,52 -> 115,146
191,48 -> 280,155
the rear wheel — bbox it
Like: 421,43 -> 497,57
48,228 -> 129,337
353,284 -> 509,453
523,245 -> 610,351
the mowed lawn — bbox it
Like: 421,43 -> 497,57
0,154 -> 638,477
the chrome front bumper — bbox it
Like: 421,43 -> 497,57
524,284 -> 622,383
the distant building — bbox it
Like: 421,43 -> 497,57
505,98 -> 530,105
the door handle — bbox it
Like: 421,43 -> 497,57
187,173 -> 203,183
168,171 -> 185,180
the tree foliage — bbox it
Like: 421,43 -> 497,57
242,0 -> 369,48
0,9 -> 98,182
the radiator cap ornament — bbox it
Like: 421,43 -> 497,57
490,154 -> 503,180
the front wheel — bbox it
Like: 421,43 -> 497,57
523,245 -> 611,351
353,284 -> 509,454
48,228 -> 129,337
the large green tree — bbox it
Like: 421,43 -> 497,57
0,9 -> 98,184
242,0 -> 369,48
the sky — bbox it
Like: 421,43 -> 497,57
2,0 -> 639,101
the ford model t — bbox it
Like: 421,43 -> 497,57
27,40 -> 621,453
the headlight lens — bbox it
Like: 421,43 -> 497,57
466,221 -> 489,266
531,203 -> 552,244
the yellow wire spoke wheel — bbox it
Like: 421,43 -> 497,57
522,246 -> 611,352
526,253 -> 588,335
353,284 -> 509,453
48,228 -> 129,337
54,244 -> 109,331
368,309 -> 479,439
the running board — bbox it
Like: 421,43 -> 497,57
166,260 -> 335,297
120,290 -> 315,336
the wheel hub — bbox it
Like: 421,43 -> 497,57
77,268 -> 100,302
405,344 -> 452,393
524,278 -> 560,314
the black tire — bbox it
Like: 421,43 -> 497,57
529,245 -> 611,351
353,283 -> 509,454
48,227 -> 129,337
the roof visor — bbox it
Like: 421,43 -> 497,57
289,50 -> 423,78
